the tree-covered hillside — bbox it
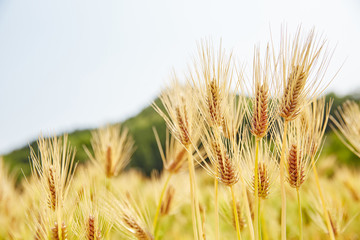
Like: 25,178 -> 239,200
3,94 -> 360,182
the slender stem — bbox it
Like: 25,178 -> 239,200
258,199 -> 261,240
106,227 -> 111,240
214,178 -> 219,240
188,145 -> 203,239
312,160 -> 335,240
213,129 -> 221,240
153,172 -> 173,235
230,185 -> 242,240
254,138 -> 260,240
296,188 -> 303,240
261,200 -> 269,240
240,177 -> 255,240
187,146 -> 199,240
280,120 -> 288,240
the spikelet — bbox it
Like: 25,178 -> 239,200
175,105 -> 191,146
87,215 -> 96,240
153,77 -> 200,149
47,165 -> 57,211
104,192 -> 153,240
50,221 -> 67,240
72,167 -> 107,240
284,121 -> 312,189
279,66 -> 306,121
219,191 -> 246,232
85,124 -> 135,178
299,97 -> 332,159
215,142 -> 238,186
241,131 -> 279,199
153,127 -> 202,174
52,221 -> 60,240
278,28 -> 332,122
219,88 -> 247,140
34,224 -> 43,240
188,39 -> 234,130
309,191 -> 354,237
336,167 -> 360,202
61,221 -> 68,240
30,135 -> 76,212
286,144 -> 305,189
331,100 -> 360,157
256,163 -> 271,199
250,45 -> 277,139
160,185 -> 175,216
27,206 -> 50,240
199,127 -> 240,186
251,82 -> 269,138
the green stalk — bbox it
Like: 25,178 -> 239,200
187,145 -> 203,239
231,185 -> 242,240
258,199 -> 261,240
254,138 -> 260,240
296,188 -> 303,240
153,172 -> 173,236
187,146 -> 199,240
261,200 -> 268,240
311,160 -> 335,240
240,176 -> 255,240
213,129 -> 221,240
215,178 -> 219,240
280,120 -> 288,240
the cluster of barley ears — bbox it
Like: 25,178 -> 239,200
153,27 -> 346,240
1,27 -> 360,240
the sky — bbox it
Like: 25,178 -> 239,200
0,0 -> 360,154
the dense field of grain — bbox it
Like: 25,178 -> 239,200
1,153 -> 359,239
1,28 -> 360,240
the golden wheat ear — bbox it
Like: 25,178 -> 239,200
219,194 -> 247,232
298,97 -> 333,160
309,188 -> 356,237
278,28 -> 334,122
286,143 -> 305,189
241,134 -> 279,199
152,77 -> 200,149
282,121 -> 312,190
84,124 -> 135,178
159,185 -> 175,216
330,100 -> 360,157
198,125 -> 240,186
29,135 -> 76,211
152,127 -> 188,174
103,192 -> 154,240
71,173 -> 108,240
250,44 -> 279,139
188,39 -> 234,130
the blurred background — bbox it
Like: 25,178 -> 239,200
1,0 -> 360,179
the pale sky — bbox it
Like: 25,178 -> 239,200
0,0 -> 359,154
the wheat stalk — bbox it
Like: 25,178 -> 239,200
153,79 -> 203,239
277,27 -> 333,240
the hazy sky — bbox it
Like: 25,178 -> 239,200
0,0 -> 360,154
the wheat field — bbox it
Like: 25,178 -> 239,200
1,28 -> 360,240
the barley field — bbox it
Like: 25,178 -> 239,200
1,28 -> 360,240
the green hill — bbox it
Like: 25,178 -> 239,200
3,94 -> 360,182
3,98 -> 167,181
